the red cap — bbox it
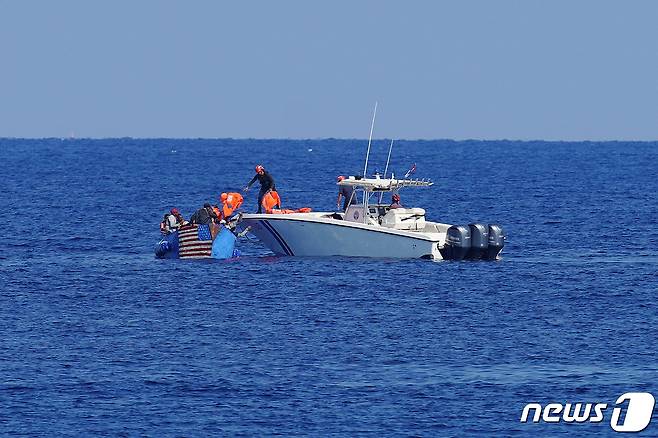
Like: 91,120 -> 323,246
255,165 -> 265,173
170,208 -> 179,215
337,175 -> 345,182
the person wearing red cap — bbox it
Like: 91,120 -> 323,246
160,207 -> 187,234
389,193 -> 403,209
244,165 -> 276,213
170,208 -> 185,222
336,175 -> 356,211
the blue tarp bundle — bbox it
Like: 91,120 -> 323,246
211,226 -> 237,259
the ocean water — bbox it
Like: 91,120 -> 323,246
1,138 -> 657,436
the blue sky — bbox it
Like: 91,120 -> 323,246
1,0 -> 657,140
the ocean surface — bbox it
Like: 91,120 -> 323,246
1,138 -> 657,436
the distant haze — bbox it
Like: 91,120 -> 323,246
1,0 -> 657,140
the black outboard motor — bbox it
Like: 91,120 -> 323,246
440,225 -> 471,260
467,223 -> 489,260
486,224 -> 505,260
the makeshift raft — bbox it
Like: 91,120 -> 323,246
155,223 -> 239,260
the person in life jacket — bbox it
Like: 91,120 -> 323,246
261,190 -> 282,214
243,165 -> 276,213
220,192 -> 244,218
160,208 -> 186,234
159,214 -> 170,234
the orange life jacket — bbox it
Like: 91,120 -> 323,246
262,191 -> 282,214
270,207 -> 313,214
222,192 -> 244,217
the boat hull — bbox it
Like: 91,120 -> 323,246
240,214 -> 444,259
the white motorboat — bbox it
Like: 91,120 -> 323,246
238,175 -> 505,260
239,105 -> 504,260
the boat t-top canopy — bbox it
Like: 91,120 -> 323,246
338,176 -> 433,192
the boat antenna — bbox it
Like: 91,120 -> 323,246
383,138 -> 394,178
363,101 -> 378,177
379,138 -> 394,203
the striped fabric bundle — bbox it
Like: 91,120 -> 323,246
178,224 -> 214,259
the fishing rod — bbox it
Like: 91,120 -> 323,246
379,138 -> 394,204
362,101 -> 378,178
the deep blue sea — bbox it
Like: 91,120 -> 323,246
1,138 -> 657,436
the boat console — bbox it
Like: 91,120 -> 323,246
344,204 -> 426,231
344,205 -> 377,225
380,208 -> 426,230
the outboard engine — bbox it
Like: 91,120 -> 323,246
440,225 -> 471,260
467,223 -> 489,260
486,224 -> 505,260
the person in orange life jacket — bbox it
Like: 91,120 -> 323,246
160,208 -> 186,234
336,175 -> 356,211
243,165 -> 275,213
389,193 -> 402,209
220,192 -> 244,218
190,203 -> 220,225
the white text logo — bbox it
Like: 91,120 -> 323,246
520,392 -> 655,432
